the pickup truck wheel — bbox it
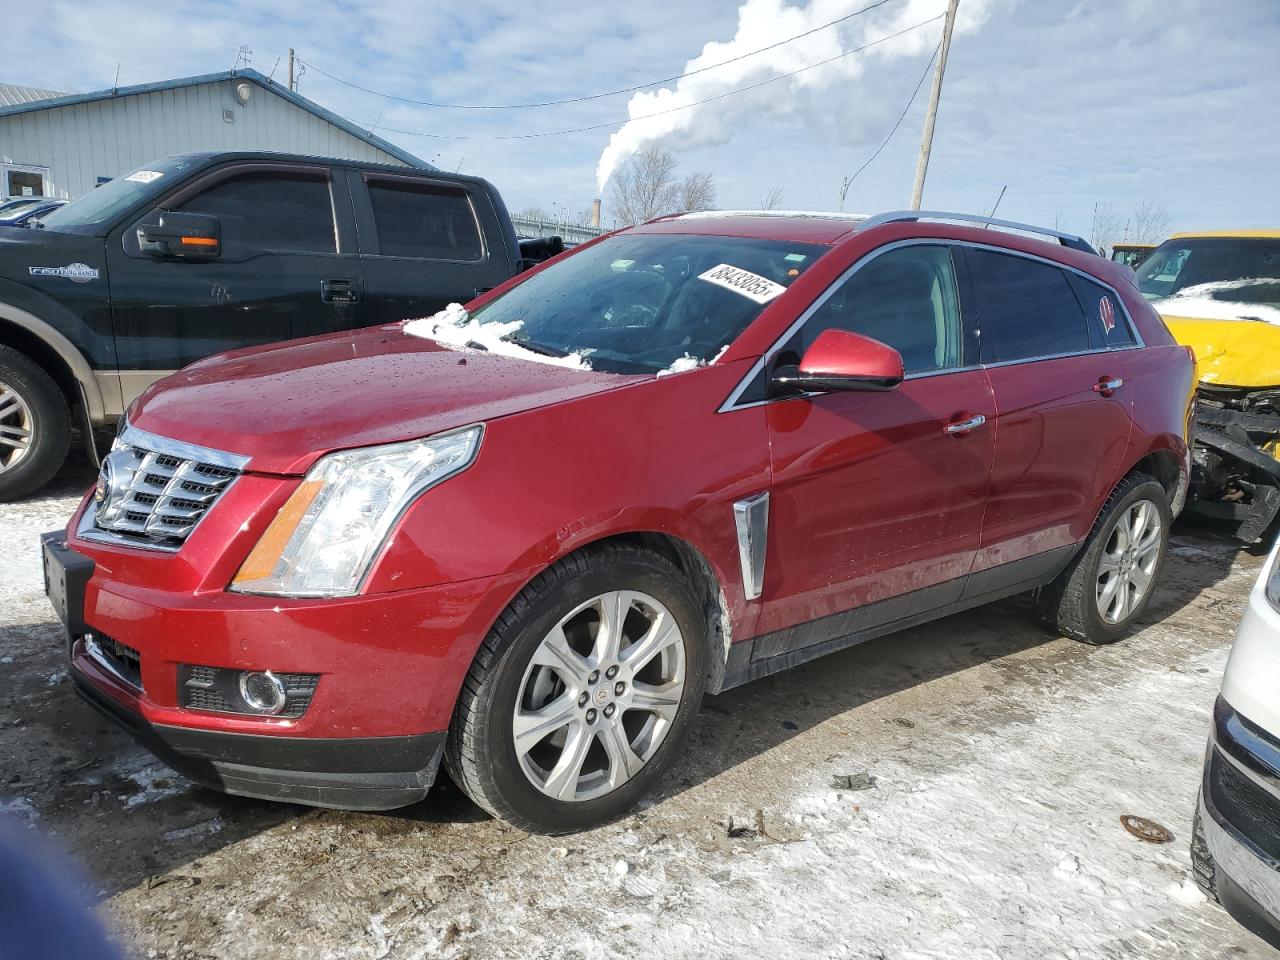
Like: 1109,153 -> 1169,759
0,346 -> 70,502
1037,472 -> 1170,644
446,544 -> 706,834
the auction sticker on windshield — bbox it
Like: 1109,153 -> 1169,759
698,263 -> 787,304
124,170 -> 164,183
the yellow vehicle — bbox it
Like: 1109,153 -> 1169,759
1134,230 -> 1280,539
1110,242 -> 1157,269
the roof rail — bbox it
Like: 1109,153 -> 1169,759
860,210 -> 1097,254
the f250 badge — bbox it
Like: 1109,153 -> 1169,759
29,263 -> 99,283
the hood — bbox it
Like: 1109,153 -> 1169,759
0,225 -> 105,293
0,223 -> 102,261
1160,314 -> 1280,389
130,325 -> 641,474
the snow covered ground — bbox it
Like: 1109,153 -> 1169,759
1,459 -> 1276,959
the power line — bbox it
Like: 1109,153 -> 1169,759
297,0 -> 901,110
361,16 -> 944,142
840,38 -> 941,194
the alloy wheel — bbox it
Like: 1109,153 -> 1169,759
513,590 -> 686,802
0,379 -> 34,475
1096,498 -> 1162,624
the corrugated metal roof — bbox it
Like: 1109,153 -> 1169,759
0,82 -> 66,109
0,69 -> 430,169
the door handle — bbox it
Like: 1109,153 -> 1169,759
944,414 -> 987,436
1093,376 -> 1124,397
320,278 -> 359,303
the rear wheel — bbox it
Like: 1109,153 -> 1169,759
0,346 -> 70,502
1037,472 -> 1170,644
446,544 -> 706,834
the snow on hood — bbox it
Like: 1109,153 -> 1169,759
403,303 -> 591,370
655,345 -> 730,378
1158,278 -> 1280,326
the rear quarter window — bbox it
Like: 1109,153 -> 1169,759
967,248 -> 1091,363
367,179 -> 484,261
1067,272 -> 1135,349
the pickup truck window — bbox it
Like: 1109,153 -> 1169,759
367,180 -> 483,261
177,171 -> 336,255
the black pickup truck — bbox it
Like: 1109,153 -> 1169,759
0,151 -> 563,499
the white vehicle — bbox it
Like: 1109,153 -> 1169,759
1194,536 -> 1280,948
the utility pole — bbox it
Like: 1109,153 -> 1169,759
287,48 -> 295,91
909,0 -> 960,210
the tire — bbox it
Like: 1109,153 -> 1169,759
446,543 -> 707,834
0,345 -> 70,502
1191,804 -> 1219,902
1036,471 -> 1171,644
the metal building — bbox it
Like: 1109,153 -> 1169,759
0,69 -> 429,199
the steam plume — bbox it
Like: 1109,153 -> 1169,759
595,0 -> 997,195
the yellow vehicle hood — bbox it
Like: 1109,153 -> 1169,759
1161,314 -> 1280,388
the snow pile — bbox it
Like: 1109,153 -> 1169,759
1160,279 -> 1280,325
403,303 -> 591,370
656,344 -> 731,377
657,354 -> 703,377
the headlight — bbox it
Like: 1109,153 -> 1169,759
231,425 -> 482,597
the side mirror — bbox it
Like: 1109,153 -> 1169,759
138,211 -> 221,260
772,328 -> 904,394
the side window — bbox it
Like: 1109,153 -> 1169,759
968,249 -> 1090,363
366,179 -> 483,261
1067,272 -> 1135,348
176,171 -> 336,254
792,245 -> 962,374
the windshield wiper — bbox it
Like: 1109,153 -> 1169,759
504,333 -> 570,358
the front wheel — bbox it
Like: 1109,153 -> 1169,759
0,346 -> 71,502
1037,472 -> 1171,644
446,544 -> 706,834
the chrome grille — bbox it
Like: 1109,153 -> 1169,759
83,423 -> 250,551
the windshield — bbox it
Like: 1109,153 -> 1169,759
1135,237 -> 1280,306
38,157 -> 198,233
469,233 -> 827,374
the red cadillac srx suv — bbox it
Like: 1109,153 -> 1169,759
43,210 -> 1196,833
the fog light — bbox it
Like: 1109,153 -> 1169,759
239,671 -> 287,715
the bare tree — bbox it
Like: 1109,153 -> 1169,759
678,172 -> 717,213
760,186 -> 785,210
838,176 -> 854,212
1089,202 -> 1122,254
1129,201 -> 1173,244
608,146 -> 680,225
608,147 -> 717,224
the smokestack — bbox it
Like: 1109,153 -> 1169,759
590,198 -> 601,228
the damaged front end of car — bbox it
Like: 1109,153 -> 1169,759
1164,315 -> 1280,541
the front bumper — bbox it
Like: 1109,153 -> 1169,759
45,523 -> 535,810
72,649 -> 445,809
1199,697 -> 1280,949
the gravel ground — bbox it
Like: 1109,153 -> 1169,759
1,455 -> 1276,959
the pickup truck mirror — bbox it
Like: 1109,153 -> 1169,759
771,328 -> 905,394
138,211 -> 221,260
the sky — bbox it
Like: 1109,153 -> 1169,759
7,0 -> 1280,238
